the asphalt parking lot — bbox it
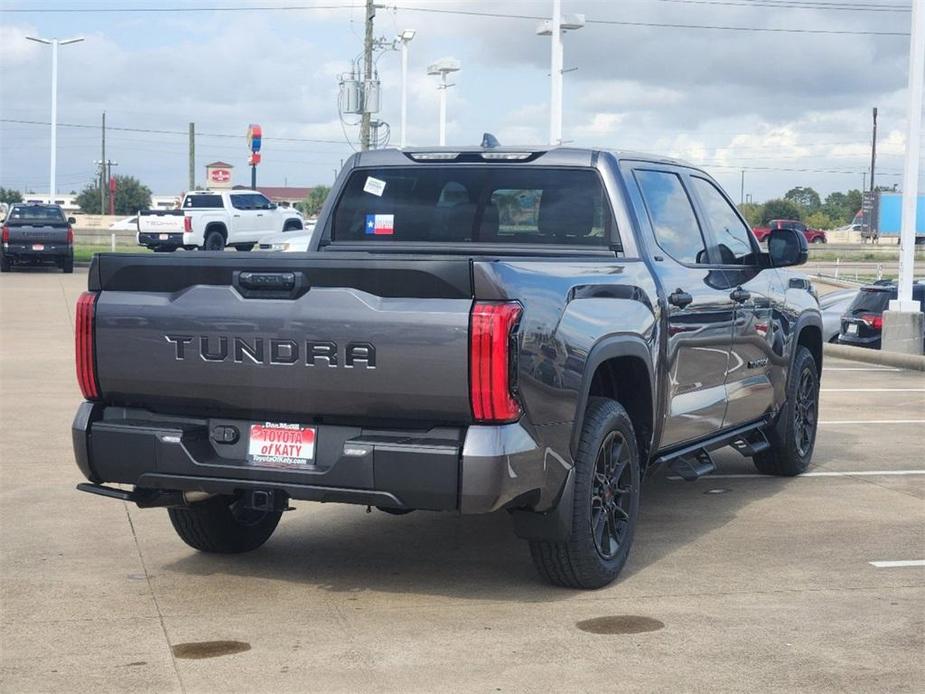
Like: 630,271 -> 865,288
1,268 -> 923,693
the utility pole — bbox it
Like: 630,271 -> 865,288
360,0 -> 375,150
106,160 -> 118,215
549,0 -> 562,145
740,170 -> 745,205
869,106 -> 878,197
100,112 -> 106,215
188,122 -> 195,191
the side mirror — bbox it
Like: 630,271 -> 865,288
269,203 -> 277,210
67,217 -> 76,225
768,227 -> 808,267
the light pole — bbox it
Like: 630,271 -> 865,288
26,35 -> 85,199
882,0 -> 924,354
537,2 -> 584,145
398,30 -> 415,148
427,57 -> 461,146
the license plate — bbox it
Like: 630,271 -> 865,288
247,422 -> 316,468
32,244 -> 44,251
159,233 -> 169,240
848,323 -> 859,335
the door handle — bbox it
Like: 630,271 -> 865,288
233,214 -> 241,218
668,289 -> 693,309
730,287 -> 752,303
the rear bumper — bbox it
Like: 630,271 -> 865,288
138,232 -> 183,248
72,403 -> 557,514
2,243 -> 71,261
837,333 -> 881,349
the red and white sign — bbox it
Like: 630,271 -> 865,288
209,168 -> 231,183
247,422 -> 316,467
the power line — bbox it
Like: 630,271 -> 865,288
649,0 -> 911,12
3,2 -> 910,35
0,118 -> 350,146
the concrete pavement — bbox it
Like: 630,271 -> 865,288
1,268 -> 923,693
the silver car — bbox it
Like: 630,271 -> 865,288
820,288 -> 858,343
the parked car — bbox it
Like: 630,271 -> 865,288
257,221 -> 317,252
838,281 -> 925,349
819,288 -> 858,343
136,190 -> 304,252
109,216 -> 139,231
753,220 -> 827,244
0,203 -> 74,273
71,145 -> 821,589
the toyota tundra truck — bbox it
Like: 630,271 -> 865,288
1,202 -> 75,273
136,189 -> 304,252
72,145 -> 822,588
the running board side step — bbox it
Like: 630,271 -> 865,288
654,421 -> 769,481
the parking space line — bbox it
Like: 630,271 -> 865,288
869,560 -> 925,568
668,470 -> 925,481
821,388 -> 925,392
819,419 -> 925,425
825,367 -> 901,371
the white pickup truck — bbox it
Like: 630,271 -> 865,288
136,190 -> 304,252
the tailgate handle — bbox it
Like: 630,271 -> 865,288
237,272 -> 295,290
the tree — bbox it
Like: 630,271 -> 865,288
297,186 -> 330,217
784,186 -> 821,212
760,198 -> 802,224
804,210 -> 835,230
736,202 -> 763,227
0,187 -> 23,204
75,175 -> 152,215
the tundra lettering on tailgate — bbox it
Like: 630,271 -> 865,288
164,335 -> 376,368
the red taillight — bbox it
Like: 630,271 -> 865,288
1,225 -> 8,244
75,292 -> 100,400
184,216 -> 192,233
860,313 -> 883,330
470,301 -> 522,423
66,226 -> 74,244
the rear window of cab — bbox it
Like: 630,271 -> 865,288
331,167 -> 615,246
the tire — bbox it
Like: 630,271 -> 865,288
152,246 -> 176,253
812,237 -> 825,244
61,255 -> 74,273
0,255 -> 10,272
167,494 -> 282,554
283,220 -> 302,232
529,398 -> 641,589
753,345 -> 819,476
235,243 -> 254,252
203,229 -> 225,251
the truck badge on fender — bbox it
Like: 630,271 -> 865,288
164,335 -> 376,368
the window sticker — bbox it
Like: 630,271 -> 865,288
363,176 -> 386,197
365,214 -> 394,236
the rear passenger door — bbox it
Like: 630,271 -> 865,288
688,175 -> 778,428
229,194 -> 260,239
629,167 -> 735,449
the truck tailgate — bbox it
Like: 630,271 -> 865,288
7,223 -> 69,244
137,210 -> 185,233
90,253 -> 474,424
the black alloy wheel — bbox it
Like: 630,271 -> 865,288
590,431 -> 635,560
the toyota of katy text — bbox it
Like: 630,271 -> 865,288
72,145 -> 822,589
136,189 -> 304,252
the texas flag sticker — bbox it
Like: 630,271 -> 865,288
365,214 -> 395,235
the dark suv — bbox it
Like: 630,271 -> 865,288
839,281 -> 925,349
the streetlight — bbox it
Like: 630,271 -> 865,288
427,57 -> 461,146
398,29 -> 415,148
26,35 -> 85,199
536,1 -> 585,145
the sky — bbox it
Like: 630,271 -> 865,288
0,0 -> 921,203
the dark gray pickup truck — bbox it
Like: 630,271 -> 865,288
72,146 -> 822,588
1,203 -> 75,273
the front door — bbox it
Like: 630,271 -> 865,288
630,167 -> 735,449
687,175 -> 776,427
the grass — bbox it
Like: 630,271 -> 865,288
808,249 -> 925,262
74,245 -> 150,262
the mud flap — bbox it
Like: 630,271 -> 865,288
509,466 -> 575,542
